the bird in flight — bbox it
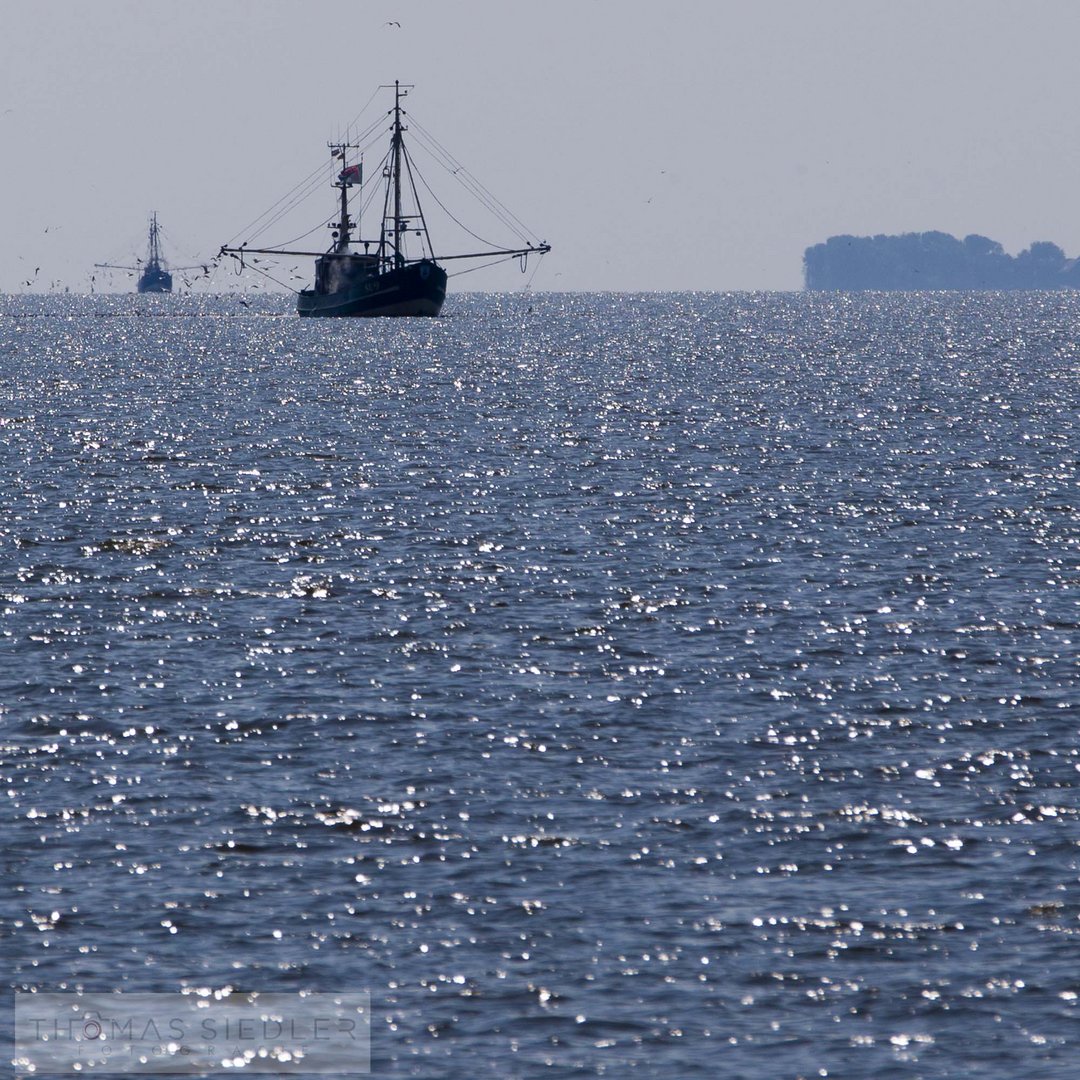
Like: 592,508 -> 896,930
385,20 -> 401,27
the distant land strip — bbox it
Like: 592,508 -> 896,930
804,231 -> 1080,290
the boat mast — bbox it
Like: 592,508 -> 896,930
392,80 -> 404,268
338,166 -> 350,251
148,213 -> 161,270
330,142 -> 358,252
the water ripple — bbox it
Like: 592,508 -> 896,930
1,291 -> 1077,1077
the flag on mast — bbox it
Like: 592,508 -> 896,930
338,164 -> 362,186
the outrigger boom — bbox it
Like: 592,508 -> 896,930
219,244 -> 551,262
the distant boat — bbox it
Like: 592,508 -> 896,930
219,81 -> 550,318
95,213 -> 200,294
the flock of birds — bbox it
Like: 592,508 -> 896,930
14,236 -> 291,298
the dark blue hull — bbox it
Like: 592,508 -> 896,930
297,260 -> 446,317
138,267 -> 172,294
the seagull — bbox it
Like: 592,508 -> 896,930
385,20 -> 401,27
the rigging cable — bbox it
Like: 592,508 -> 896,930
257,216 -> 336,251
399,145 -> 436,260
342,88 -> 385,142
230,112 -> 391,246
521,249 -> 546,292
225,158 -> 332,248
242,140 -> 392,253
407,129 -> 529,245
407,148 -> 511,252
244,166 -> 337,244
445,252 -> 544,279
408,116 -> 544,243
360,147 -> 393,221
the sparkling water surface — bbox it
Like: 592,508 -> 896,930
1,291 -> 1077,1078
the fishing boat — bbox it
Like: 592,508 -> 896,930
219,82 -> 550,317
95,213 -> 197,294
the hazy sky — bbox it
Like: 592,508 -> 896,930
3,0 -> 1080,293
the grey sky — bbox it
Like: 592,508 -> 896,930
3,0 -> 1079,293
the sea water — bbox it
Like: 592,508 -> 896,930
1,291 -> 1077,1078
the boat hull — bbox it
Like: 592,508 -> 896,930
297,260 -> 447,318
138,268 -> 172,294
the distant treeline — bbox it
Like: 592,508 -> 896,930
804,231 -> 1080,290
